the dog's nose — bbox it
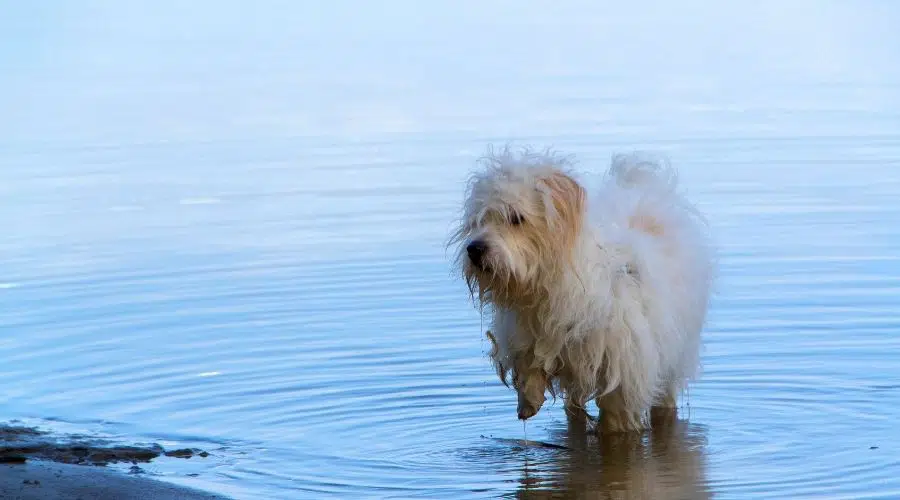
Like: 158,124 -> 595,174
466,240 -> 488,267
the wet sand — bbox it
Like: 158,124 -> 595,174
0,425 -> 227,499
1,461 -> 227,500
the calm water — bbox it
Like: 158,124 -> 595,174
3,2 -> 900,499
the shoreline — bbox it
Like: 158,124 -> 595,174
1,423 -> 229,499
1,461 -> 228,500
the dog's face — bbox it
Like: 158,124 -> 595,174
451,155 -> 585,307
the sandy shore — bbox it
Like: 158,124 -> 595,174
1,423 -> 229,499
1,461 -> 228,499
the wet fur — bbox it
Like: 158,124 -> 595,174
450,147 -> 715,432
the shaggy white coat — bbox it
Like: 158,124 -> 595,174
451,148 -> 715,431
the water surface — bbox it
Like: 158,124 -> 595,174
2,2 -> 900,498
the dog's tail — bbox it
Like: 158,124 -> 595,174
608,152 -> 678,192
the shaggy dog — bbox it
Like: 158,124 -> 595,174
450,148 -> 714,432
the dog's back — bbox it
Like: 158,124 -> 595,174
591,153 -> 715,391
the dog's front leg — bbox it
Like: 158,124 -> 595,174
513,351 -> 548,420
597,387 -> 645,433
516,368 -> 547,420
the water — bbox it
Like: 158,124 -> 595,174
2,2 -> 900,498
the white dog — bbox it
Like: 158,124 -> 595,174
451,147 -> 714,432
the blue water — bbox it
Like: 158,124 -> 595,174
2,2 -> 900,498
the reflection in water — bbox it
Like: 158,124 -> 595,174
514,411 -> 709,499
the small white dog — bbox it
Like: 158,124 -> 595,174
451,147 -> 714,432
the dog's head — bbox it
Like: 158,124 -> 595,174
450,149 -> 586,307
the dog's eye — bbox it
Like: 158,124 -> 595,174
509,212 -> 524,226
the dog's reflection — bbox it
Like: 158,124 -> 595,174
515,409 -> 710,500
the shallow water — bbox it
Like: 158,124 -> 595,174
2,2 -> 900,499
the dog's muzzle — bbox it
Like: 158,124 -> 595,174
466,240 -> 488,269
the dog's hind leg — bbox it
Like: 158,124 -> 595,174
650,383 -> 680,424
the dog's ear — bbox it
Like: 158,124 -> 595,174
540,170 -> 585,241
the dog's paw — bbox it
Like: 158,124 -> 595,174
517,387 -> 546,420
517,401 -> 540,420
